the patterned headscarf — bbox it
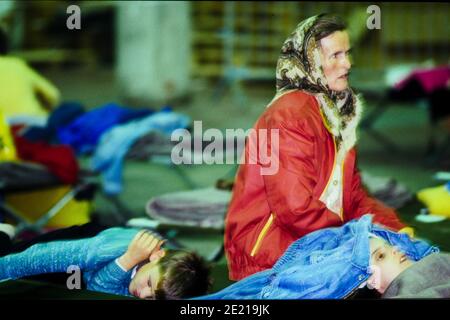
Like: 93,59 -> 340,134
273,14 -> 363,153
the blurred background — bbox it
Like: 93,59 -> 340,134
0,1 -> 449,298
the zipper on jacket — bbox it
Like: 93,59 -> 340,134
250,213 -> 274,257
319,134 -> 346,222
339,153 -> 346,222
316,100 -> 345,222
319,136 -> 337,201
320,135 -> 344,222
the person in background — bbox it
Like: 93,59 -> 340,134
368,235 -> 450,298
0,27 -> 60,119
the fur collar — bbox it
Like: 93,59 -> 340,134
316,93 -> 364,152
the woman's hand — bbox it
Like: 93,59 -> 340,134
118,230 -> 165,271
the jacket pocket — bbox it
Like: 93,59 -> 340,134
250,213 -> 275,257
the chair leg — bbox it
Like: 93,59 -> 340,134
0,203 -> 31,234
2,184 -> 87,235
171,164 -> 197,189
365,128 -> 400,153
432,135 -> 450,166
360,96 -> 399,153
32,186 -> 82,232
208,244 -> 225,263
101,193 -> 134,224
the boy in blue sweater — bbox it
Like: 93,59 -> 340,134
0,227 -> 211,299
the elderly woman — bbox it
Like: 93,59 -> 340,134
224,14 -> 413,281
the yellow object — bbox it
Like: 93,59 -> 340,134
250,213 -> 274,257
417,185 -> 450,218
5,185 -> 91,228
0,110 -> 18,161
0,56 -> 60,118
398,227 -> 415,238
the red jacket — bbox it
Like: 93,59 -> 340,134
224,90 -> 406,281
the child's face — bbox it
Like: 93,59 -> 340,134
128,249 -> 165,299
368,237 -> 415,294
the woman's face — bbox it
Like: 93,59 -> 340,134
319,30 -> 352,92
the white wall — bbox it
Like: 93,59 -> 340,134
116,1 -> 191,105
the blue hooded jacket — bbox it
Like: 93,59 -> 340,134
197,215 -> 438,299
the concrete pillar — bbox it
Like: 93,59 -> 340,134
116,1 -> 191,106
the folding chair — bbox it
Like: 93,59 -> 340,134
0,162 -> 97,236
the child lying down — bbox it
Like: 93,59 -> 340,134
195,214 -> 448,299
369,236 -> 450,298
0,228 -> 211,299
